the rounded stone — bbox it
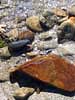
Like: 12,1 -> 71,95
26,16 -> 43,32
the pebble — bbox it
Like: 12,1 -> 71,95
13,87 -> 35,100
26,16 -> 43,32
26,51 -> 39,58
8,39 -> 30,52
0,46 -> 11,58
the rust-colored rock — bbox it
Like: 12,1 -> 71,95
11,54 -> 75,92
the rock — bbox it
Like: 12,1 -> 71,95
13,87 -> 35,99
6,29 -> 18,40
57,17 -> 75,43
52,41 -> 75,56
68,6 -> 75,16
10,54 -> 75,92
26,16 -> 43,32
18,30 -> 35,42
32,39 -> 58,50
40,8 -> 67,28
0,46 -> 11,58
39,31 -> 57,40
26,51 -> 39,58
8,39 -> 31,52
40,12 -> 57,29
50,7 -> 67,17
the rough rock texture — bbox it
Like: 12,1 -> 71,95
0,0 -> 75,100
11,54 -> 75,92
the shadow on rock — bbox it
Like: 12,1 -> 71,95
10,71 -> 75,97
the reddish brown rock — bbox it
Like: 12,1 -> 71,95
18,30 -> 35,42
10,54 -> 75,92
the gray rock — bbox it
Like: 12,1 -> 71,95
40,12 -> 57,29
32,38 -> 58,50
52,41 -> 75,56
39,31 -> 57,40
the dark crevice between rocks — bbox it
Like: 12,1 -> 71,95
10,71 -> 75,97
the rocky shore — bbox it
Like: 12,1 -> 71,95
0,0 -> 75,100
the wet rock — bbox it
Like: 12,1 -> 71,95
0,46 -> 11,58
57,17 -> 75,43
26,16 -> 43,32
39,31 -> 57,40
32,39 -> 58,50
8,39 -> 31,52
10,54 -> 75,92
68,6 -> 75,16
13,87 -> 35,100
18,30 -> 35,42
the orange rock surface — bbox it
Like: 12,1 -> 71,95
11,54 -> 75,92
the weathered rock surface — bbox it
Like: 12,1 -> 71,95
10,54 -> 75,92
26,16 -> 43,32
